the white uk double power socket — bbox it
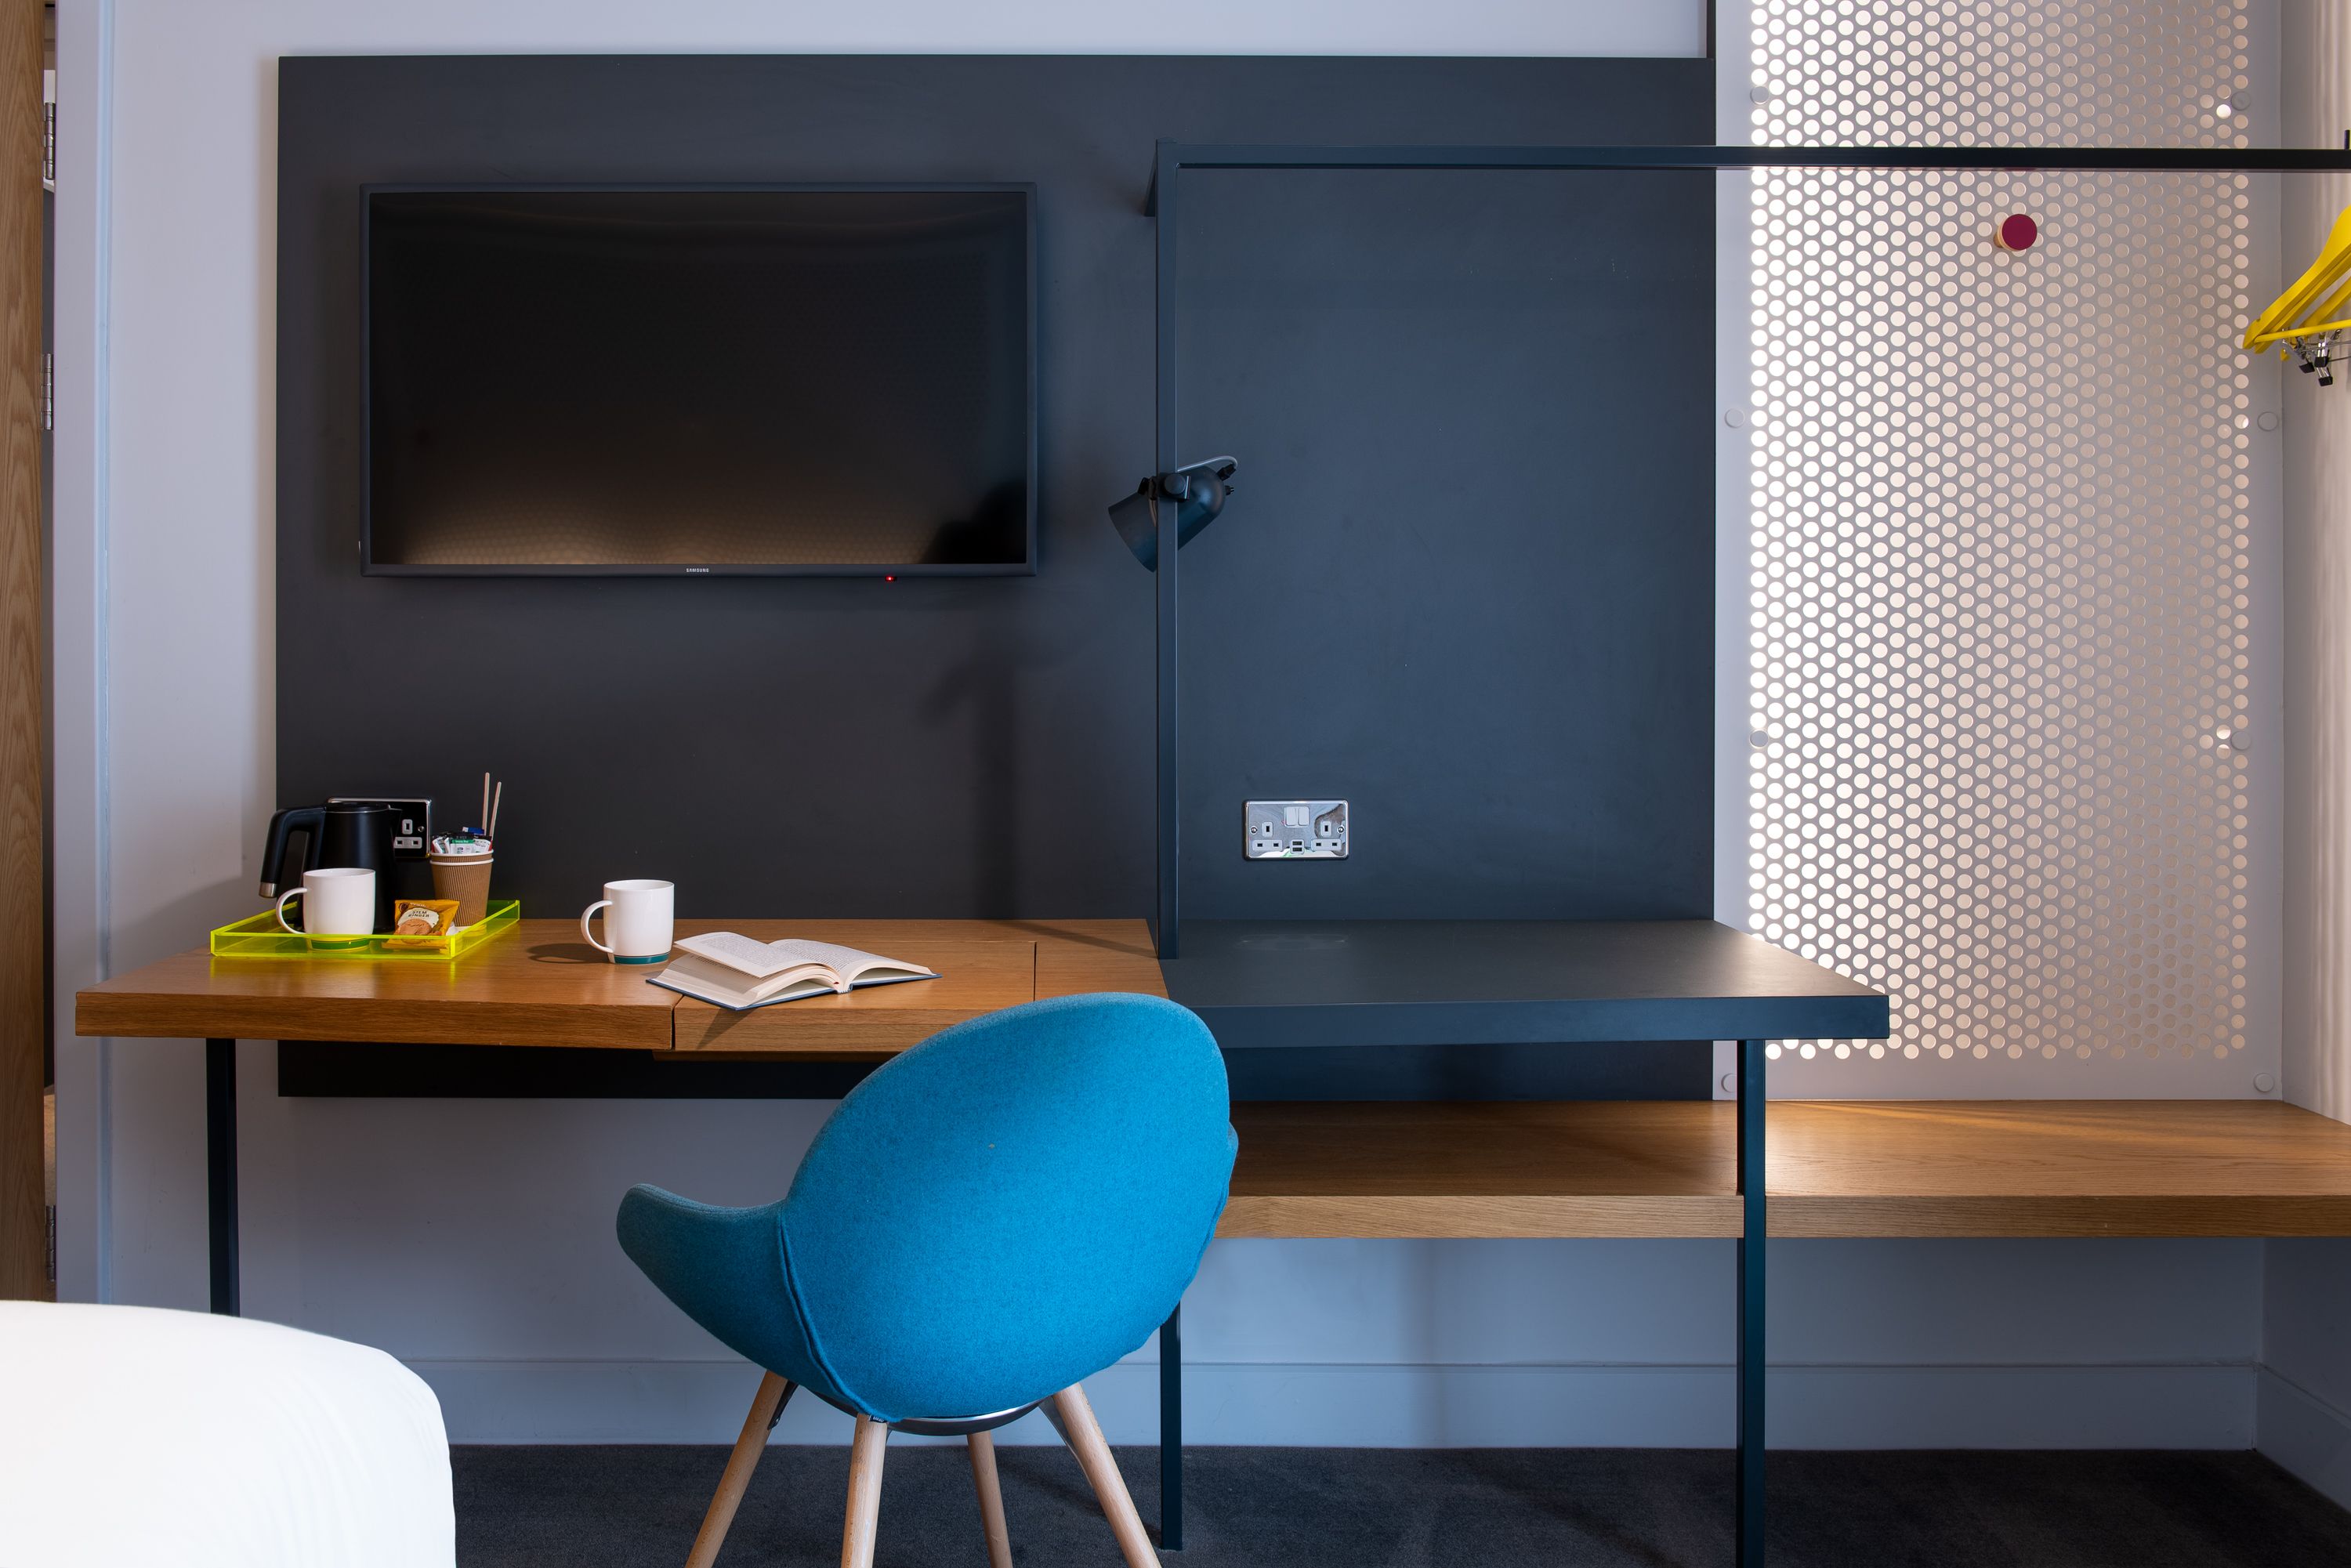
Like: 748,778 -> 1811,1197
1245,800 -> 1349,860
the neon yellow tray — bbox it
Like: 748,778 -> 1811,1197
209,899 -> 520,961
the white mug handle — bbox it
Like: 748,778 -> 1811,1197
276,888 -> 303,934
581,899 -> 614,956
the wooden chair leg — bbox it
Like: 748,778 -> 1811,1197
967,1430 -> 1015,1568
840,1413 -> 890,1568
685,1372 -> 795,1568
1049,1384 -> 1160,1568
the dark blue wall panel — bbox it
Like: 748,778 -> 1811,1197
273,54 -> 1715,1098
1178,168 -> 1713,919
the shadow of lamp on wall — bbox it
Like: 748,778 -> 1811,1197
1114,454 -> 1238,968
1107,457 -> 1239,569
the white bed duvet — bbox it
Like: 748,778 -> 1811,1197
0,1302 -> 455,1568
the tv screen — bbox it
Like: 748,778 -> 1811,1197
363,186 -> 1035,575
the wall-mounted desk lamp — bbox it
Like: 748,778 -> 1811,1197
1108,457 -> 1238,570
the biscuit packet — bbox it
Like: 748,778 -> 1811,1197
385,898 -> 463,951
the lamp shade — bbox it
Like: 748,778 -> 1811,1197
1108,465 -> 1234,570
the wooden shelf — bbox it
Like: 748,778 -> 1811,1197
1219,1099 -> 2351,1240
1222,1101 -> 1738,1238
1771,1100 -> 2351,1238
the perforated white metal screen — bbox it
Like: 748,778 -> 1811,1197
1744,2 -> 2256,1064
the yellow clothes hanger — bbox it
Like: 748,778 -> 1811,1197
2245,201 -> 2351,364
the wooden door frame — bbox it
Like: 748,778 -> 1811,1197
2,0 -> 47,1301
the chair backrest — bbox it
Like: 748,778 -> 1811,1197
778,991 -> 1233,1422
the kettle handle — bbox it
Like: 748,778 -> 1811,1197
257,805 -> 324,899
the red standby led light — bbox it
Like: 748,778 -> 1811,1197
1996,213 -> 2039,252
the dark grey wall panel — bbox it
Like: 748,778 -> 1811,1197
273,54 -> 1713,1097
1177,167 -> 1712,918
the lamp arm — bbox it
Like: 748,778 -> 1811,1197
1153,456 -> 1239,499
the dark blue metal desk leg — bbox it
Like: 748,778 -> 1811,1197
1160,1302 -> 1183,1548
1736,1040 -> 1766,1566
205,1038 -> 240,1316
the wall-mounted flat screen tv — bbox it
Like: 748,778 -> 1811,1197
364,185 -> 1036,575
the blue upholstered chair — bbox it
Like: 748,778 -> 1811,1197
617,991 -> 1235,1568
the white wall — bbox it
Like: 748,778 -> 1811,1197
2265,0 -> 2351,1512
2284,0 -> 2351,1129
53,0 -> 2293,1454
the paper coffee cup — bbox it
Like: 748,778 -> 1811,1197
429,854 -> 494,927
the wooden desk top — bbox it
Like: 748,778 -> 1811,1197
75,918 -> 681,1049
78,914 -> 1884,1057
74,918 -> 1162,1055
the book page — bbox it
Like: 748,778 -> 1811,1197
755,976 -> 840,1004
763,939 -> 936,982
673,930 -> 799,979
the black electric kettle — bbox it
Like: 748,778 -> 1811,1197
259,802 -> 400,930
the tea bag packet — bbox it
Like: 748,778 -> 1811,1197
386,898 -> 462,951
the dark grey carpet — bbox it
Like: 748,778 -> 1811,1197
453,1444 -> 2351,1567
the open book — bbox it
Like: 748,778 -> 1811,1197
648,932 -> 940,1012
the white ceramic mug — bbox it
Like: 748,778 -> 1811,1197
581,879 -> 674,965
275,867 -> 377,947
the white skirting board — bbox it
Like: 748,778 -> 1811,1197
411,1357 -> 2259,1451
2255,1367 -> 2351,1511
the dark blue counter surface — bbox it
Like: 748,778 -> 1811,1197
1160,920 -> 1889,1050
